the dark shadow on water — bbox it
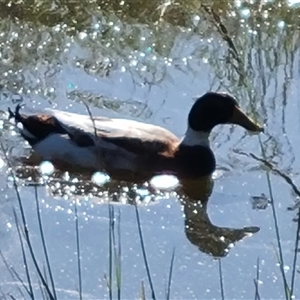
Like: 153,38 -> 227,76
14,164 -> 260,259
184,197 -> 259,258
179,177 -> 260,258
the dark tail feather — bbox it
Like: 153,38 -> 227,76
8,104 -> 38,146
8,107 -> 15,119
8,103 -> 25,122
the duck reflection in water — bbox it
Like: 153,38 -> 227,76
15,166 -> 260,258
179,176 -> 259,258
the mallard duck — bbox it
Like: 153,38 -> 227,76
8,92 -> 263,180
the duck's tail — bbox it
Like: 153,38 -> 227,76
8,104 -> 67,146
8,103 -> 25,123
8,104 -> 43,145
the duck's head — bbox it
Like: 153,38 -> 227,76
188,92 -> 263,133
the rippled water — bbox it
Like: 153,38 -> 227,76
0,0 -> 300,299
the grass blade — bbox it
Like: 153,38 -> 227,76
33,186 -> 56,299
237,142 -> 291,299
13,209 -> 34,299
258,137 -> 290,300
0,250 -> 28,299
74,201 -> 83,300
218,259 -> 225,300
290,208 -> 300,296
38,276 -> 47,300
108,204 -> 114,300
140,280 -> 146,300
166,247 -> 175,300
253,257 -> 261,300
114,210 -> 122,300
134,203 -> 156,300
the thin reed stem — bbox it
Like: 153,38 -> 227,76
12,209 -> 34,299
114,211 -> 122,300
34,186 -> 56,299
218,259 -> 225,300
74,201 -> 83,300
0,250 -> 28,299
253,257 -> 261,300
108,205 -> 114,300
290,209 -> 300,296
166,248 -> 175,300
258,137 -> 290,300
140,280 -> 146,300
134,203 -> 156,300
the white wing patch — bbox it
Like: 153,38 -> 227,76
33,134 -> 102,170
33,132 -> 138,171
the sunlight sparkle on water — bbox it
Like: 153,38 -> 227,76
192,15 -> 200,26
10,130 -> 17,136
240,7 -> 251,18
45,87 -> 55,96
129,59 -> 138,67
212,169 -> 224,180
78,32 -> 88,40
283,265 -> 290,271
150,175 -> 179,190
53,25 -> 61,32
93,23 -> 100,30
235,0 -> 242,7
0,158 -> 4,170
39,161 -> 55,175
91,172 -> 110,186
136,188 -> 150,197
135,188 -> 151,201
277,20 -> 285,29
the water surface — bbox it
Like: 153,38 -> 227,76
0,0 -> 299,299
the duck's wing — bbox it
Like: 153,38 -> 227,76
47,109 -> 180,155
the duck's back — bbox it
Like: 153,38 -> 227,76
47,109 -> 181,178
47,109 -> 179,147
